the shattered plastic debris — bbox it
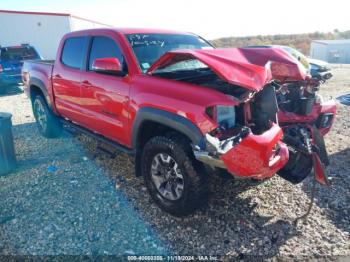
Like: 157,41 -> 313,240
205,134 -> 233,154
47,165 -> 58,173
205,127 -> 250,155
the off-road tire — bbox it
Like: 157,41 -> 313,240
32,95 -> 62,138
141,134 -> 209,216
278,150 -> 313,184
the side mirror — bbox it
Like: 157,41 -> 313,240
91,57 -> 124,76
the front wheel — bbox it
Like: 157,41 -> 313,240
278,150 -> 313,184
141,134 -> 209,216
33,95 -> 62,138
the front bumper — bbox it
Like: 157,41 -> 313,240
318,71 -> 333,81
315,99 -> 337,136
194,123 -> 289,179
278,99 -> 337,136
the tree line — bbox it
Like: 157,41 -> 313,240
210,30 -> 350,55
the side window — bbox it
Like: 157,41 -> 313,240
88,36 -> 125,71
61,37 -> 88,69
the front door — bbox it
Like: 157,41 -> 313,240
79,36 -> 130,146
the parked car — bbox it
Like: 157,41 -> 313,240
22,29 -> 334,215
246,45 -> 310,71
308,58 -> 333,81
245,45 -> 333,81
0,44 -> 41,94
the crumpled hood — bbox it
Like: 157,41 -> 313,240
147,47 -> 307,91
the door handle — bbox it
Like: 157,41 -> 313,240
81,80 -> 92,88
54,74 -> 62,79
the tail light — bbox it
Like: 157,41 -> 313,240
0,65 -> 3,73
22,70 -> 30,85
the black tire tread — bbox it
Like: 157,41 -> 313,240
141,133 -> 209,216
33,95 -> 62,138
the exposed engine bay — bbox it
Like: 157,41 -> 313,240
276,80 -> 320,115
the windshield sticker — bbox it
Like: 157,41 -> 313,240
142,63 -> 150,69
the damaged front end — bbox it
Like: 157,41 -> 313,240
148,47 -> 333,184
193,84 -> 289,180
196,123 -> 289,179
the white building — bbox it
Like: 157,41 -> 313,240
310,39 -> 350,64
0,10 -> 111,59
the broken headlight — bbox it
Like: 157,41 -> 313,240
316,113 -> 334,128
206,105 -> 236,130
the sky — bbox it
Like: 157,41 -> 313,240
0,0 -> 349,39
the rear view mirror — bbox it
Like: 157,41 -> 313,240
92,57 -> 125,76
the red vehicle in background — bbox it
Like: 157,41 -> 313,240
22,28 -> 335,215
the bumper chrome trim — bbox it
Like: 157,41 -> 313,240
194,150 -> 226,169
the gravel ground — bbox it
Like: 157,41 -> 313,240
0,66 -> 349,259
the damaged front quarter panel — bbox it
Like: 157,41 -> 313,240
194,123 -> 289,179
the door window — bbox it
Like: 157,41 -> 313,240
88,36 -> 126,72
61,37 -> 88,69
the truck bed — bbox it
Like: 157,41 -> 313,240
26,59 -> 55,65
22,59 -> 55,98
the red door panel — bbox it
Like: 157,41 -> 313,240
52,68 -> 83,122
79,71 -> 130,145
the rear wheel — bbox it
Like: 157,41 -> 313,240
33,95 -> 62,138
141,134 -> 209,216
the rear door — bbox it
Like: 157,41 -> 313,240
79,35 -> 130,146
52,36 -> 89,122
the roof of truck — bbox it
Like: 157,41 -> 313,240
115,28 -> 193,35
66,27 -> 194,36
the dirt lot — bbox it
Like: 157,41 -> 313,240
0,66 -> 349,259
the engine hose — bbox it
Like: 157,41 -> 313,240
293,178 -> 316,225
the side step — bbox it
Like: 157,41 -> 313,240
61,119 -> 134,156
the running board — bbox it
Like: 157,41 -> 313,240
60,119 -> 134,155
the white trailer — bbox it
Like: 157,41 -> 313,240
0,10 -> 111,59
310,39 -> 350,64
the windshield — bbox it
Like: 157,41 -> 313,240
0,47 -> 40,61
126,33 -> 213,72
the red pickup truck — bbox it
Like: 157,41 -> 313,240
22,28 -> 334,215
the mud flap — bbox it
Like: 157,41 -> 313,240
312,152 -> 330,185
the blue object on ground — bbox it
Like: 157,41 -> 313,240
337,94 -> 350,106
47,165 -> 58,173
